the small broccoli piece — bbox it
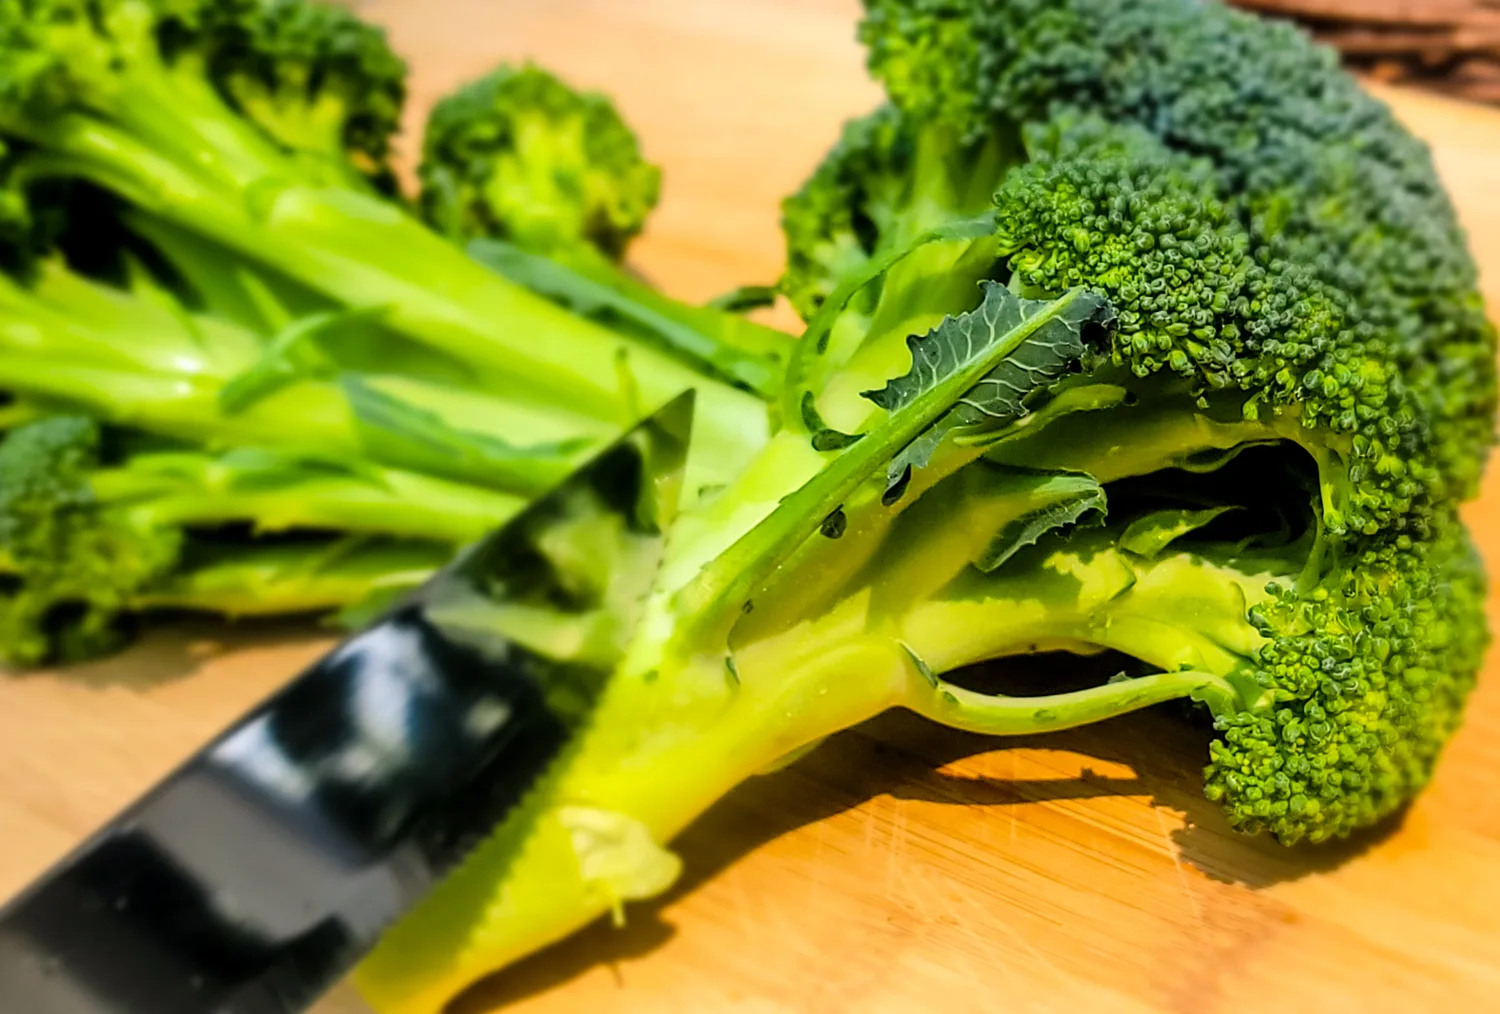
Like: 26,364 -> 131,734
0,417 -> 180,665
418,63 -> 662,260
417,62 -> 795,401
194,0 -> 410,191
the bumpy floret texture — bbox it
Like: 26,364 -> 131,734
993,117 -> 1412,536
418,63 -> 662,258
0,416 -> 180,665
195,0 -> 409,181
1205,520 -> 1487,843
861,0 -> 1497,516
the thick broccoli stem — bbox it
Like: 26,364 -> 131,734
355,535 -> 1277,1014
0,356 -> 362,453
356,594 -> 917,1014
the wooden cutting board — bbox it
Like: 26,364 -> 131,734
4,2 -> 1500,1012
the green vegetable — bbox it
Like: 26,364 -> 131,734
0,2 -> 1489,1012
0,0 -> 770,475
417,62 -> 797,398
418,62 -> 662,261
351,2 -> 1493,1011
0,1 -> 777,662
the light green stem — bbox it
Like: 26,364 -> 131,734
906,668 -> 1240,735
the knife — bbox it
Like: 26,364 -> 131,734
0,392 -> 695,1014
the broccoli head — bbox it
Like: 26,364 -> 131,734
761,0 -> 1498,847
418,63 -> 662,260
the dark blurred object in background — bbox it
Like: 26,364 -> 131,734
1233,0 -> 1500,104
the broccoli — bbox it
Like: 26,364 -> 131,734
354,3 -> 1494,1012
418,62 -> 662,261
416,61 -> 796,399
196,0 -> 410,193
0,413 -> 515,665
0,0 -> 795,662
0,0 -> 771,479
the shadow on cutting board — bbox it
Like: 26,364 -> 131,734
21,614 -> 334,690
452,652 -> 1402,1013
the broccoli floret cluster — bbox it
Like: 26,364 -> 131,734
780,104 -> 918,320
194,0 -> 410,189
0,416 -> 179,665
418,63 -> 662,259
1207,519 -> 1488,842
861,0 -> 1497,510
753,0 -> 1500,848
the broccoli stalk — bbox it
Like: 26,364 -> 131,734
0,258 -> 615,493
354,2 -> 1494,1011
0,413 -> 514,664
0,0 -> 772,477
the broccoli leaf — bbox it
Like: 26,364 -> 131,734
1118,506 -> 1239,560
977,470 -> 1107,571
863,280 -> 1113,504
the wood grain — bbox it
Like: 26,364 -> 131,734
3,3 -> 1500,1013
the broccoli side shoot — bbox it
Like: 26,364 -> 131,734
418,63 -> 662,260
0,416 -> 179,665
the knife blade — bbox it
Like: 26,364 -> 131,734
0,392 -> 695,1014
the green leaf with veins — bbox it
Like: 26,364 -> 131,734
782,211 -> 1001,427
862,280 -> 1114,504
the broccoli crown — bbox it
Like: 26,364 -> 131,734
0,0 -> 217,111
1205,518 -> 1488,843
0,415 -> 180,665
803,0 -> 1500,845
417,63 -> 662,259
195,0 -> 409,184
859,0 -> 1498,512
992,116 -> 1422,537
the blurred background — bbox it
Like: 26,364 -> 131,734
1234,1 -> 1500,103
1235,1 -> 1500,103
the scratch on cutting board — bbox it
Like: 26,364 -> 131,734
884,797 -> 911,895
1155,806 -> 1206,932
